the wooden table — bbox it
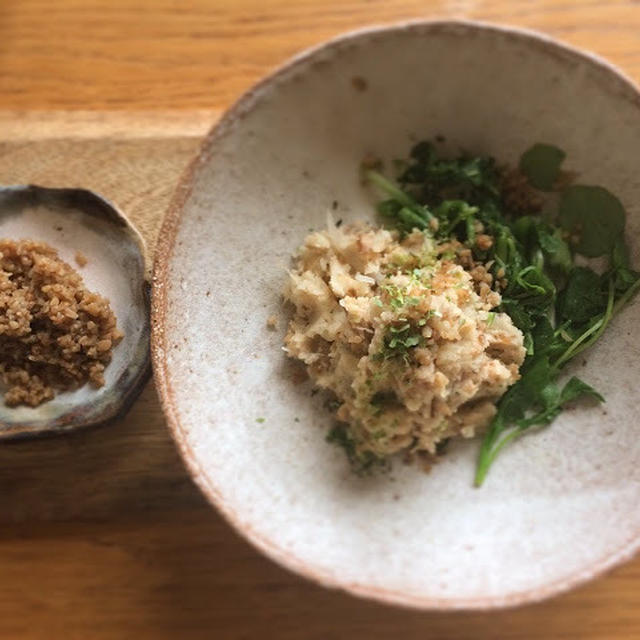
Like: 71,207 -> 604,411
2,2 -> 640,638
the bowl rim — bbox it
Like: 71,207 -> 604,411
151,18 -> 640,610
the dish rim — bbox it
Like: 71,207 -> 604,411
151,18 -> 640,610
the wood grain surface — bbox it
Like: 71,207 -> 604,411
3,0 -> 640,110
1,1 -> 640,638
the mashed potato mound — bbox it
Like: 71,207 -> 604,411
284,221 -> 526,462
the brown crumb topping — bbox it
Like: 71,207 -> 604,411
75,251 -> 88,267
500,167 -> 543,213
475,234 -> 493,251
0,240 -> 123,407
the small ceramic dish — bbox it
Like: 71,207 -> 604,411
152,20 -> 640,609
0,186 -> 150,439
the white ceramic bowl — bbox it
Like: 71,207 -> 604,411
152,20 -> 640,609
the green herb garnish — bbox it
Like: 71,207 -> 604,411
366,141 -> 640,485
376,321 -> 424,363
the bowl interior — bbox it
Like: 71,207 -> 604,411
155,22 -> 640,608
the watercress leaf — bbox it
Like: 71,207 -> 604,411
538,227 -> 572,273
559,377 -> 604,405
511,217 -> 571,275
498,356 -> 552,423
519,143 -> 566,190
519,353 -> 553,387
400,146 -> 500,207
511,216 -> 537,250
612,234 -> 631,270
608,235 -> 640,293
539,380 -> 561,410
518,407 -> 563,429
514,377 -> 602,431
559,185 -> 626,257
513,266 -> 555,306
531,316 -> 554,351
529,316 -> 568,362
433,200 -> 478,238
515,266 -> 552,295
497,383 -> 530,424
493,228 -> 520,267
614,267 -> 640,292
557,266 -> 605,323
500,299 -> 536,331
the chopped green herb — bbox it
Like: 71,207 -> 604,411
377,320 -> 425,362
255,417 -> 265,423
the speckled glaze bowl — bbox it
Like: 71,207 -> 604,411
152,21 -> 640,609
0,186 -> 150,438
